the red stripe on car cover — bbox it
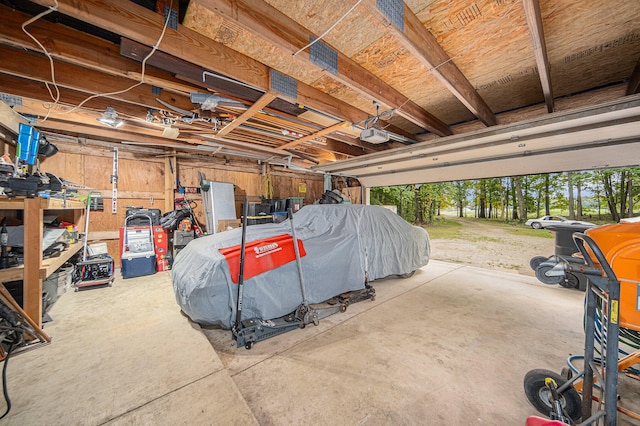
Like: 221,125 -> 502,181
219,234 -> 306,283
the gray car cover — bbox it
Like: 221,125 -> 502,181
172,204 -> 430,328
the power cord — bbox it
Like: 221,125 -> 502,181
20,0 -> 174,119
0,341 -> 18,420
0,301 -> 26,420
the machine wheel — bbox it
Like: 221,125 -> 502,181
529,256 -> 548,271
398,270 -> 416,278
535,265 -> 563,285
339,304 -> 347,313
523,369 -> 582,422
559,273 -> 580,289
245,341 -> 254,350
532,222 -> 543,229
535,265 -> 562,285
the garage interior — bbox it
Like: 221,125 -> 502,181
0,0 -> 639,424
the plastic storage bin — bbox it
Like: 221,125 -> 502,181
285,197 -> 304,212
246,216 -> 273,225
121,253 -> 157,279
272,212 -> 288,223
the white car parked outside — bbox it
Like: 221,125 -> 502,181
525,215 -> 595,229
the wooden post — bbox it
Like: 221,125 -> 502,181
164,155 -> 175,213
23,197 -> 43,328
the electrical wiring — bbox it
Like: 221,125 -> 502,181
0,343 -> 17,420
0,320 -> 24,421
22,0 -> 175,119
292,0 -> 364,57
63,0 -> 175,116
21,0 -> 60,121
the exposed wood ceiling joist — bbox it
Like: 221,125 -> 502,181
280,121 -> 350,150
0,0 -> 636,178
214,91 -> 276,138
0,6 -> 196,97
628,59 -> 640,95
363,0 -> 496,127
194,0 -> 451,137
522,0 -> 553,113
117,37 -> 413,145
0,44 -> 195,112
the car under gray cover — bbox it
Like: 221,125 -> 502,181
172,204 -> 430,328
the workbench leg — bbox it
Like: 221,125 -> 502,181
23,197 -> 43,329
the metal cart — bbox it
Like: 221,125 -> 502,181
524,224 -> 640,425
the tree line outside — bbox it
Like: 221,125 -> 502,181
369,168 -> 640,225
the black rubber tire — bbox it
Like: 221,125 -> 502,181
523,369 -> 582,422
532,222 -> 543,229
530,256 -> 549,271
398,270 -> 416,279
535,265 -> 563,285
559,273 -> 580,289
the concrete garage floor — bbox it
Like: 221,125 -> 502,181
2,260 -> 639,425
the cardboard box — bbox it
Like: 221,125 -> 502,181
217,219 -> 241,232
342,187 -> 362,204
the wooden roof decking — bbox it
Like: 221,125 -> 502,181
0,0 -> 637,173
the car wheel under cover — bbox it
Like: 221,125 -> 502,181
398,270 -> 416,278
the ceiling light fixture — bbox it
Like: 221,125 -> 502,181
97,107 -> 124,128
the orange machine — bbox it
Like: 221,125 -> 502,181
524,221 -> 640,425
585,220 -> 640,332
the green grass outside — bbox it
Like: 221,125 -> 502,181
423,217 -> 462,239
505,228 -> 554,238
423,215 -> 554,240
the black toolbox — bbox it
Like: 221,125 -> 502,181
125,208 -> 161,226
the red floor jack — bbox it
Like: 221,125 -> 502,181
74,195 -> 115,290
230,201 -> 375,349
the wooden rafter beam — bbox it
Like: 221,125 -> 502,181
0,98 -> 25,134
193,0 -> 451,136
12,0 -> 401,161
119,38 -> 413,148
11,98 -> 183,141
215,92 -> 277,138
627,59 -> 640,95
27,0 -> 409,143
0,77 -> 369,164
319,138 -> 370,157
0,73 -> 155,123
280,122 -> 350,150
0,43 -> 194,112
523,0 -> 554,113
0,6 -> 198,97
365,0 -> 497,127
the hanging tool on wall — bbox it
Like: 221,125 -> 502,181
262,163 -> 273,199
111,148 -> 118,214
